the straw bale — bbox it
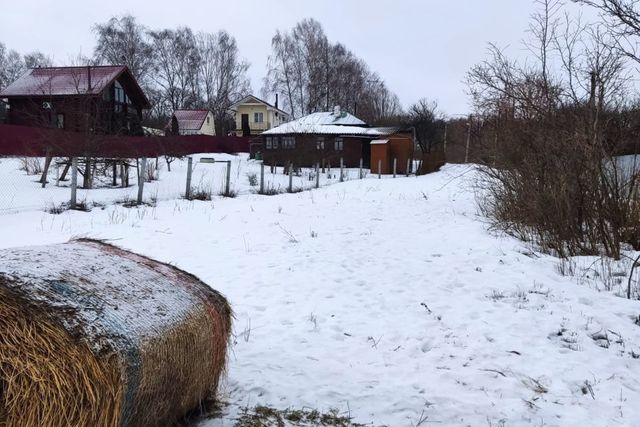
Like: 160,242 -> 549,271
0,240 -> 231,427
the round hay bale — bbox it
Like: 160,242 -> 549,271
0,239 -> 232,427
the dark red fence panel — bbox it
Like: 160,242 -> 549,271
0,124 -> 251,157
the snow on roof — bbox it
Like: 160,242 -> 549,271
263,110 -> 396,136
173,110 -> 210,131
370,139 -> 389,145
0,66 -> 127,97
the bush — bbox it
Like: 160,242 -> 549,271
20,158 -> 43,175
246,172 -> 258,187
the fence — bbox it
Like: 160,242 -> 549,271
0,123 -> 434,214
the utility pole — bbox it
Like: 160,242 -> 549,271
465,115 -> 472,164
443,123 -> 448,155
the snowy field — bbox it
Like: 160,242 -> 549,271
2,163 -> 640,426
0,153 -> 373,214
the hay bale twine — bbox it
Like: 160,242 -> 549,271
0,240 -> 231,427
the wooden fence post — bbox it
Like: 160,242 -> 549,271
225,160 -> 231,196
70,157 -> 78,210
315,163 -> 320,189
260,162 -> 265,194
406,158 -> 411,177
40,150 -> 52,188
359,158 -> 363,179
340,157 -> 344,182
137,157 -> 146,205
288,163 -> 293,193
378,159 -> 382,179
393,158 -> 397,178
185,156 -> 193,199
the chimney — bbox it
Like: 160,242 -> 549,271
333,105 -> 341,115
275,93 -> 279,109
87,65 -> 92,93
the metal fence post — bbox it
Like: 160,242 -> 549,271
288,163 -> 293,193
185,156 -> 193,199
70,157 -> 78,209
340,157 -> 344,182
137,157 -> 147,205
378,159 -> 382,179
315,162 -> 320,189
393,158 -> 397,178
225,160 -> 231,196
260,162 -> 265,194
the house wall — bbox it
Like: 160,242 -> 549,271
234,104 -> 269,136
260,134 -> 368,168
7,80 -> 144,136
200,111 -> 216,136
234,104 -> 288,136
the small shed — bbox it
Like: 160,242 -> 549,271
370,134 -> 414,175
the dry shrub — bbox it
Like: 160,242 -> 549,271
475,108 -> 640,260
19,157 -> 43,175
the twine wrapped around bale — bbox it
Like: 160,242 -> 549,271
0,239 -> 232,427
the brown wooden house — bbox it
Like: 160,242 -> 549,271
259,107 -> 414,173
0,66 -> 150,135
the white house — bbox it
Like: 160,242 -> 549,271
168,110 -> 216,136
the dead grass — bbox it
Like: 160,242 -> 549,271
234,405 -> 368,427
0,286 -> 122,427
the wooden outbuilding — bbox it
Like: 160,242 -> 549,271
259,107 -> 414,172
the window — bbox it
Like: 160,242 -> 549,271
114,81 -> 125,104
316,137 -> 325,150
254,112 -> 264,123
206,116 -> 210,124
281,136 -> 295,149
266,137 -> 273,149
56,113 -> 65,129
334,137 -> 344,151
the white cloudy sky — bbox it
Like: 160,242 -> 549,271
1,0 -> 599,114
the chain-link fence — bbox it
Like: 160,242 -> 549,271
0,153 -> 422,215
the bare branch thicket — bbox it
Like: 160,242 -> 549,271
469,1 -> 640,260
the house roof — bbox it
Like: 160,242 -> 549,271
229,94 -> 289,116
172,110 -> 211,131
263,110 -> 396,136
0,65 -> 150,108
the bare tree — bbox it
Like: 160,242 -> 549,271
468,0 -> 639,260
0,43 -> 26,90
93,15 -> 153,85
23,51 -> 53,69
196,31 -> 251,134
574,0 -> 640,62
149,27 -> 201,111
263,18 -> 402,123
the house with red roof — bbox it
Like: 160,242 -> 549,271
166,109 -> 216,136
0,65 -> 150,135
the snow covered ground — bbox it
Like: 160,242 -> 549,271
2,163 -> 640,426
0,154 -> 373,214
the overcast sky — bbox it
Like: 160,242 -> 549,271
1,0 -> 599,115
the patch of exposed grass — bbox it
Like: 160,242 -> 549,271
234,405 -> 369,427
